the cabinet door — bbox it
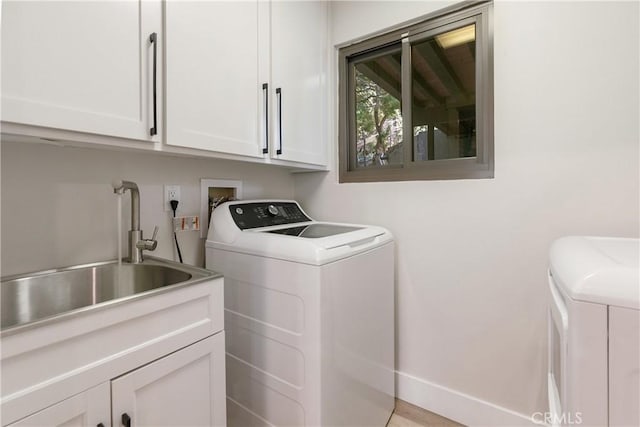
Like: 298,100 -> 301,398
1,1 -> 161,142
7,383 -> 109,427
165,1 -> 268,157
111,333 -> 226,427
609,306 -> 640,427
271,1 -> 328,166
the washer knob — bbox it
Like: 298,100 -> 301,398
267,204 -> 279,216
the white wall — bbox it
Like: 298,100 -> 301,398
1,141 -> 295,276
294,0 -> 639,423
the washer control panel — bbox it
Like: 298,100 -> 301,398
229,202 -> 311,230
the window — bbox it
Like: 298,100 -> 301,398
339,1 -> 493,182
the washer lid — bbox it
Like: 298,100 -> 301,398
208,221 -> 392,266
206,199 -> 393,265
264,224 -> 363,238
549,236 -> 639,309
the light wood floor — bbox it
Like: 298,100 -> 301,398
387,399 -> 465,427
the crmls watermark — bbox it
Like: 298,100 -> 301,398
531,412 -> 583,425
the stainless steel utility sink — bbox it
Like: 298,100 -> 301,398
1,257 -> 220,333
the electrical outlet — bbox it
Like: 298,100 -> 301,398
164,185 -> 181,211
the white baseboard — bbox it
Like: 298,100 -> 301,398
396,370 -> 537,427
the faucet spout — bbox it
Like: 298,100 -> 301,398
112,180 -> 155,263
112,180 -> 140,231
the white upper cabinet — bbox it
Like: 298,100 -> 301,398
1,1 -> 162,142
270,1 -> 328,166
2,0 -> 327,168
165,1 -> 269,158
165,0 -> 328,166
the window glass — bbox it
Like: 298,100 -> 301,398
353,48 -> 403,168
412,24 -> 476,162
338,2 -> 493,182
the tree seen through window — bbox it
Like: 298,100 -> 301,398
354,66 -> 402,168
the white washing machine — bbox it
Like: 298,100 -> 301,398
548,236 -> 639,427
205,200 -> 395,427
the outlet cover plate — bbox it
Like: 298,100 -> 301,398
164,185 -> 181,211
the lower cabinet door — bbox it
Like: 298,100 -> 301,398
7,383 -> 110,427
111,333 -> 226,427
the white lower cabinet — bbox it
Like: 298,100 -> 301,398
112,334 -> 226,427
1,277 -> 226,427
7,334 -> 225,427
7,383 -> 110,427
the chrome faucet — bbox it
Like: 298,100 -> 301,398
112,180 -> 158,263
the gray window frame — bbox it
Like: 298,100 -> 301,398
338,1 -> 494,183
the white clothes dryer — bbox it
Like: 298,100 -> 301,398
205,200 -> 395,427
548,236 -> 639,427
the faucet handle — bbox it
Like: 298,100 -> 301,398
137,226 -> 159,252
146,225 -> 159,251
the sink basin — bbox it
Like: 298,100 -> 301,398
1,258 -> 219,332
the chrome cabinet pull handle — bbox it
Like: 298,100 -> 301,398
262,83 -> 269,154
149,32 -> 158,136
